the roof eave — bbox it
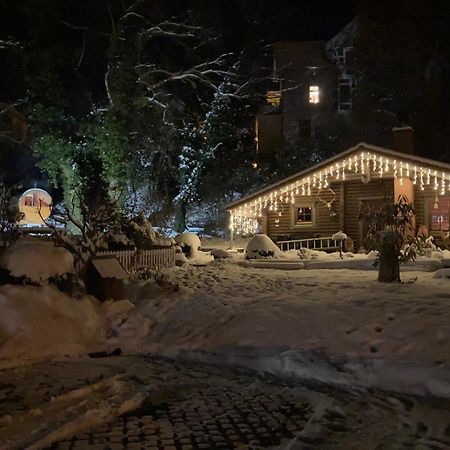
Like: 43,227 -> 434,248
227,143 -> 450,210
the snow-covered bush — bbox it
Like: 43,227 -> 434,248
0,239 -> 74,284
175,232 -> 213,265
402,235 -> 441,260
124,213 -> 155,248
175,232 -> 201,257
245,234 -> 284,259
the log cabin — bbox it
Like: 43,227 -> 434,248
227,128 -> 450,251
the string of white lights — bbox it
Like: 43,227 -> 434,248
230,151 -> 450,235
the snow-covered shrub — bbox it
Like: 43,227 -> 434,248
402,235 -> 440,260
245,234 -> 284,259
175,232 -> 213,265
0,239 -> 74,284
125,213 -> 155,249
175,232 -> 201,257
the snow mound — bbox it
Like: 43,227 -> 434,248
240,260 -> 305,270
0,284 -> 133,368
175,232 -> 201,253
175,232 -> 213,265
0,240 -> 74,283
433,268 -> 450,279
210,249 -> 231,259
245,234 -> 284,259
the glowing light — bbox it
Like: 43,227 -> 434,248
309,85 -> 319,104
230,149 -> 450,234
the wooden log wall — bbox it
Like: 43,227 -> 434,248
265,178 -> 395,249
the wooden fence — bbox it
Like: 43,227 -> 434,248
277,236 -> 339,252
97,247 -> 176,273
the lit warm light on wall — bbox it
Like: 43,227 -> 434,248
309,85 -> 319,104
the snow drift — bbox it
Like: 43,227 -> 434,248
0,284 -> 134,368
245,234 -> 284,259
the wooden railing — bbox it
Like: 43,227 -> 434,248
97,247 -> 176,273
277,237 -> 339,252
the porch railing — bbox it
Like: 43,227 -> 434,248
97,247 -> 176,273
277,237 -> 339,252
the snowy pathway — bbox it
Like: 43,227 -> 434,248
112,263 -> 450,397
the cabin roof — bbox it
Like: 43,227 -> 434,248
227,142 -> 450,212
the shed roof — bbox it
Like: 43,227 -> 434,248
91,257 -> 128,279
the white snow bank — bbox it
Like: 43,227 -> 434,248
238,260 -> 305,270
0,239 -> 74,283
305,258 -> 377,270
0,284 -> 134,368
297,248 -> 377,261
433,268 -> 450,279
245,234 -> 284,259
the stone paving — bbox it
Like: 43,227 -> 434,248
48,356 -> 317,449
1,355 -> 450,449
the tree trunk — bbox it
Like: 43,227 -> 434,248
378,231 -> 400,282
174,201 -> 187,233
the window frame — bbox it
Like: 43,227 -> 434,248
429,198 -> 450,232
292,201 -> 316,229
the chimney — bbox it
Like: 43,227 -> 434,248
392,126 -> 414,155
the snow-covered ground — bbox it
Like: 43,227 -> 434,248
2,236 -> 450,447
103,261 -> 450,398
1,244 -> 450,396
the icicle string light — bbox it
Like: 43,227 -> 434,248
229,150 -> 450,235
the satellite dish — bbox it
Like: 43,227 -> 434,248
18,188 -> 52,225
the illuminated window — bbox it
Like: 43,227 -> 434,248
297,206 -> 312,223
309,85 -> 319,104
430,198 -> 450,231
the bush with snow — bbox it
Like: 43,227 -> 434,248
175,232 -> 201,256
0,239 -> 74,284
245,234 -> 284,259
175,232 -> 213,265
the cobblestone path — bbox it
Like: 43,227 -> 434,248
1,355 -> 450,449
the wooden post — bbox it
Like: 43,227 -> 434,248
378,231 -> 400,282
339,182 -> 345,231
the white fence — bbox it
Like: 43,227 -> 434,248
277,236 -> 339,252
97,247 -> 176,273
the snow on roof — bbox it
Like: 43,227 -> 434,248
91,258 -> 128,279
227,142 -> 450,213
